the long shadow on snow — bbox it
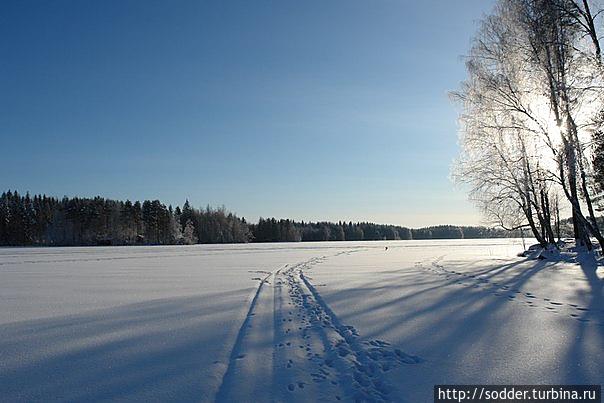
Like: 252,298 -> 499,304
317,256 -> 603,387
561,254 -> 604,383
0,290 -> 248,402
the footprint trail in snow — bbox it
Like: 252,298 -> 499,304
216,252 -> 421,402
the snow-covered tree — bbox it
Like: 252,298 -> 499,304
182,220 -> 198,245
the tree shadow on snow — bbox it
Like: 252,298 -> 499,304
319,255 -> 603,393
0,289 -> 248,402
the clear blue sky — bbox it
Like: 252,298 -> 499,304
1,0 -> 494,227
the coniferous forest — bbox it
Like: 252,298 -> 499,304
0,190 -> 520,246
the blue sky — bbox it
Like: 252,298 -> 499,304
1,0 -> 494,227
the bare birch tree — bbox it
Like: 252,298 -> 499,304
454,0 -> 604,249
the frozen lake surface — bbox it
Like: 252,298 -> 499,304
0,239 -> 602,402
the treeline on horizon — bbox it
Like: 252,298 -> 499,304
1,190 -> 523,247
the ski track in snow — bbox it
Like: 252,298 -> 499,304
215,250 -> 421,403
418,256 -> 604,327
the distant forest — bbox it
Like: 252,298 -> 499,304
1,191 -> 522,246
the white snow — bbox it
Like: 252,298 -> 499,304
0,240 -> 602,402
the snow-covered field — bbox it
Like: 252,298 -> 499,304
0,239 -> 602,402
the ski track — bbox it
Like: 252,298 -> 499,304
418,256 -> 604,327
215,250 -> 421,403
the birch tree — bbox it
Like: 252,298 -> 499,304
454,0 -> 604,249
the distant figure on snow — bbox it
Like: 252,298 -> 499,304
385,246 -> 388,251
